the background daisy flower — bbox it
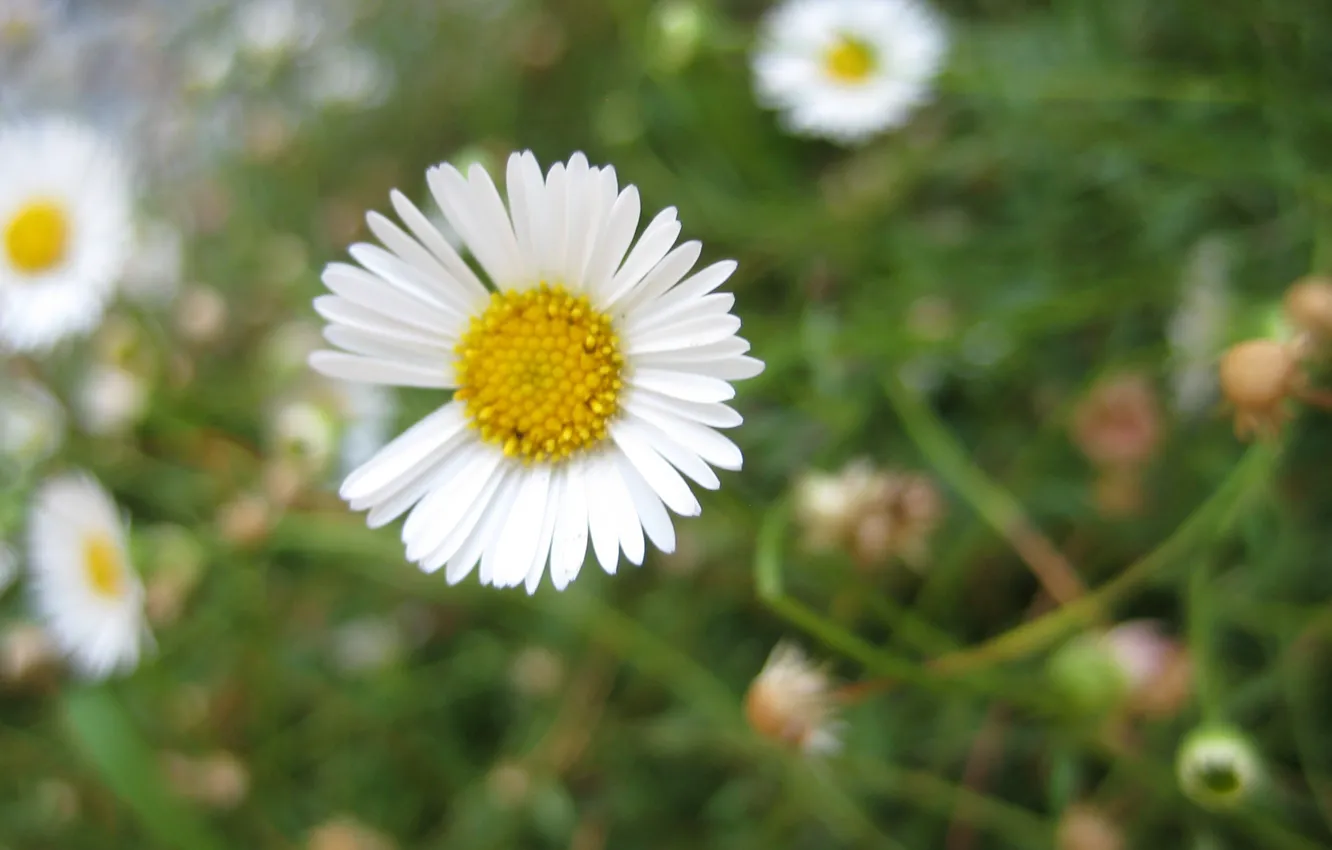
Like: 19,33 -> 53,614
751,0 -> 949,144
26,471 -> 151,679
0,117 -> 135,352
310,152 -> 764,592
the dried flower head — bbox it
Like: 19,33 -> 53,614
161,750 -> 250,810
1218,339 -> 1299,440
1103,619 -> 1193,719
1284,275 -> 1332,344
307,816 -> 397,850
793,460 -> 944,569
1056,804 -> 1124,850
1071,373 -> 1162,469
744,642 -> 841,755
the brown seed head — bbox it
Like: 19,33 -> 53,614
1220,340 -> 1293,409
1056,804 -> 1124,850
1285,275 -> 1332,340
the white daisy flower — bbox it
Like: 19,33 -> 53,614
309,151 -> 764,592
27,471 -> 150,679
751,0 -> 949,145
0,117 -> 134,352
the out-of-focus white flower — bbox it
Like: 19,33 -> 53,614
0,117 -> 135,352
27,471 -> 152,679
1168,237 -> 1232,417
304,43 -> 391,109
184,37 -> 239,92
174,284 -> 228,345
0,377 -> 65,465
121,219 -> 184,304
0,0 -> 58,45
331,380 -> 395,477
76,363 -> 149,436
328,616 -> 403,675
744,642 -> 841,755
235,0 -> 322,62
272,399 -> 337,473
751,0 -> 948,144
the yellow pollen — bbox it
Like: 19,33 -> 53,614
81,534 -> 125,599
823,35 -> 876,83
455,284 -> 624,463
4,199 -> 69,275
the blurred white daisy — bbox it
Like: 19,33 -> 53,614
27,471 -> 150,679
121,218 -> 184,304
76,363 -> 149,436
752,0 -> 948,144
0,117 -> 134,352
310,151 -> 764,591
235,0 -> 322,63
0,376 -> 65,465
304,43 -> 392,110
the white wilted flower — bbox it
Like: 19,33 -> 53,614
309,152 -> 764,592
751,0 -> 949,144
76,363 -> 149,436
0,117 -> 134,352
744,642 -> 842,755
27,471 -> 152,679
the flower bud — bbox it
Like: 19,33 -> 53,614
1047,633 -> 1128,716
1176,726 -> 1261,811
1284,275 -> 1332,342
1218,339 -> 1296,439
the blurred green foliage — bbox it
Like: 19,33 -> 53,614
4,0 -> 1332,848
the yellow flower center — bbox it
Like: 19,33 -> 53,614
454,284 -> 624,463
81,534 -> 125,599
823,35 -> 876,83
4,199 -> 69,275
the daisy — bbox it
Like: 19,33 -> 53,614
744,642 -> 842,755
310,151 -> 764,592
27,471 -> 150,679
751,0 -> 949,144
0,117 -> 134,352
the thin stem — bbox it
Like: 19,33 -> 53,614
883,371 -> 1087,606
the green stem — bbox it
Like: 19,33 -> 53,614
926,442 -> 1279,675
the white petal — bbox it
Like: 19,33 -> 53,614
623,396 -> 743,470
640,260 -> 739,315
506,153 -> 537,274
625,292 -> 735,337
627,391 -> 743,428
538,162 -> 568,284
584,456 -> 623,575
626,314 -> 743,357
647,355 -> 765,382
388,190 -> 489,304
635,336 -> 750,365
314,295 -> 454,349
424,465 -> 507,574
603,461 -> 645,566
560,153 -> 593,284
469,162 -> 525,283
607,239 -> 700,313
617,417 -> 719,490
600,209 -> 680,304
402,445 -> 505,561
322,263 -> 459,335
363,212 -> 479,313
447,469 -> 521,586
323,325 -> 453,366
551,462 -> 590,590
427,164 -> 512,289
523,468 -> 563,594
584,187 -> 640,297
340,403 -> 466,501
609,421 -> 701,517
492,465 -> 551,588
614,454 -> 676,554
309,350 -> 454,388
631,369 -> 736,403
